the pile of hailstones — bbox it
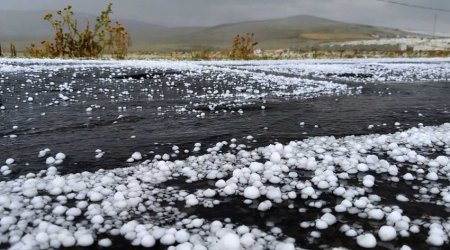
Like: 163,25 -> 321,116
1,123 -> 450,249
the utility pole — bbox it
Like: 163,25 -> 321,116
433,13 -> 437,36
10,44 -> 16,57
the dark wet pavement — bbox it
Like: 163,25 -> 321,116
1,65 -> 449,178
0,60 -> 450,250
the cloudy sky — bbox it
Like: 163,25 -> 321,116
1,0 -> 450,35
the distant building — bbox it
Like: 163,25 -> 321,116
254,49 -> 262,56
399,44 -> 407,51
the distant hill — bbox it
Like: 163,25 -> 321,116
0,10 -> 166,51
0,11 -> 418,53
144,15 -> 415,52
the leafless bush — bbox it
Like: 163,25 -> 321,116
229,33 -> 258,59
25,4 -> 130,58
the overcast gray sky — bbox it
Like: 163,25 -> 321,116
1,0 -> 450,35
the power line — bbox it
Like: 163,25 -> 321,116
373,0 -> 450,13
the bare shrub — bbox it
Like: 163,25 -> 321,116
25,4 -> 130,58
229,33 -> 258,59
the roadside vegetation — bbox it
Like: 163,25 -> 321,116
166,33 -> 259,60
229,33 -> 258,59
146,48 -> 450,61
0,43 -> 17,57
24,4 -> 130,59
2,14 -> 450,60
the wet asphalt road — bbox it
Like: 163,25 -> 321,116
0,60 -> 449,249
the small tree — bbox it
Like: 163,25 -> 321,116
25,3 -> 130,58
229,33 -> 258,59
109,21 -> 131,59
0,43 -> 3,57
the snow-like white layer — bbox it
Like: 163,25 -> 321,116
2,57 -> 450,130
329,38 -> 450,52
2,57 -> 450,84
1,124 -> 450,249
0,58 -> 358,117
220,59 -> 450,83
2,57 -> 450,121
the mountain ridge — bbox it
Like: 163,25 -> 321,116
0,10 -> 419,52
